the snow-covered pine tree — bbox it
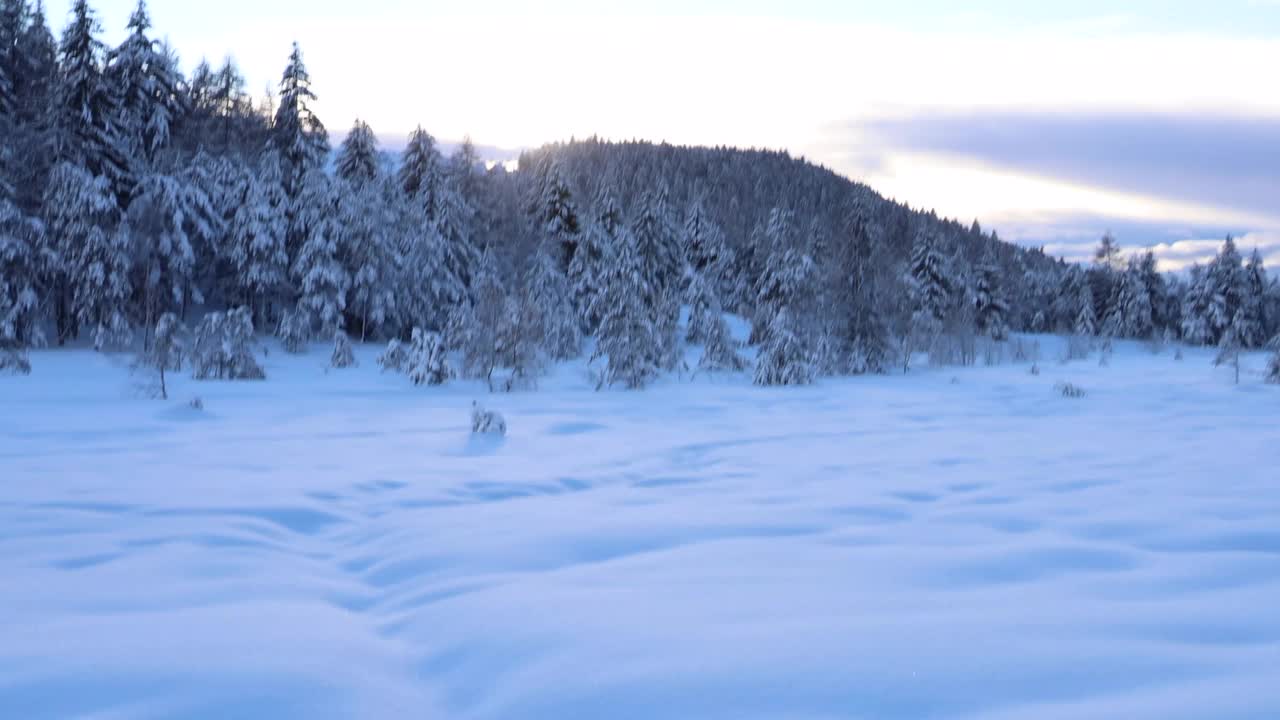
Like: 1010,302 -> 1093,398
530,157 -> 580,270
592,227 -> 660,389
377,337 -> 409,373
335,119 -> 379,186
407,327 -> 452,386
42,162 -> 130,348
433,175 -> 480,294
1074,281 -> 1097,338
1238,249 -> 1268,349
697,310 -> 748,374
1266,339 -> 1280,384
685,266 -> 722,344
1138,251 -> 1168,333
682,194 -> 732,296
754,307 -> 815,386
135,311 -> 182,398
340,181 -> 398,341
0,0 -> 15,122
1180,264 -> 1214,345
126,172 -> 200,336
568,182 -> 619,333
457,247 -> 507,385
228,153 -> 288,324
191,306 -> 264,380
906,229 -> 951,363
290,170 -> 349,341
271,42 -> 328,258
330,330 -> 356,369
54,0 -> 130,201
105,0 -> 180,167
973,248 -> 1010,341
0,195 -> 40,348
6,2 -> 57,213
398,126 -> 443,206
522,239 -> 581,361
1214,309 -> 1246,384
1198,236 -> 1245,345
1103,258 -> 1154,339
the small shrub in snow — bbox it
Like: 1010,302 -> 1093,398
276,309 -> 309,354
188,396 -> 204,411
331,331 -> 357,369
134,313 -> 184,399
0,343 -> 31,375
1029,362 -> 1041,376
191,308 -> 265,381
471,401 -> 507,435
408,328 -> 452,386
697,315 -> 748,374
1055,382 -> 1087,398
377,338 -> 409,373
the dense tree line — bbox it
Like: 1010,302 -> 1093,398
2,0 -> 1278,383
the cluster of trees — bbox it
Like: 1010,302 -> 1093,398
3,0 -> 1279,386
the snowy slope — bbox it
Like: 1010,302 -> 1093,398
2,339 -> 1279,719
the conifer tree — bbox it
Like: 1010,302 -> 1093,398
754,307 -> 815,386
0,195 -> 40,347
106,0 -> 181,167
593,227 -> 660,389
271,42 -> 327,258
569,182 -> 619,333
398,125 -> 442,205
335,119 -> 379,186
973,248 -> 1010,341
522,240 -> 581,361
531,157 -> 580,269
56,0 -> 130,200
228,154 -> 287,323
1074,282 -> 1097,338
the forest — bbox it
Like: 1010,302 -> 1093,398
3,0 -> 1279,386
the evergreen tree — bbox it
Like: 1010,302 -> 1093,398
973,248 -> 1010,341
290,171 -> 348,339
407,327 -> 451,386
339,181 -> 398,340
398,125 -> 442,204
907,229 -> 951,360
569,182 -> 619,333
685,266 -> 722,344
754,307 -> 815,386
126,172 -> 203,335
0,195 -> 41,347
55,0 -> 130,200
227,154 -> 287,323
191,306 -> 263,380
335,118 -> 379,186
682,194 -> 731,293
1103,258 -> 1154,339
531,157 -> 580,269
1238,249 -> 1267,349
42,161 -> 127,346
522,240 -> 580,361
1180,264 -> 1214,345
593,227 -> 660,389
106,0 -> 181,167
330,329 -> 356,368
697,310 -> 747,374
1074,281 -> 1097,337
271,42 -> 327,258
456,247 -> 507,385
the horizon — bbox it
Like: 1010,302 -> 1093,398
41,0 -> 1280,270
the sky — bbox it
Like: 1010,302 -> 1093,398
43,0 -> 1280,269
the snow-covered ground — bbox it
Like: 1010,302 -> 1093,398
2,337 -> 1279,719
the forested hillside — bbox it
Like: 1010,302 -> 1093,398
3,0 -> 1278,384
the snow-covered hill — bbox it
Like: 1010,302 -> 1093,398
2,339 -> 1278,719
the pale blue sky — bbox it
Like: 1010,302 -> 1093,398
43,0 -> 1280,266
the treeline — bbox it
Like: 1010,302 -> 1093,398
2,0 -> 1279,385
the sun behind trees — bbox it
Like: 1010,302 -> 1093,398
1,0 -> 1279,389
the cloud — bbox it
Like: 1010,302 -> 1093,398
850,111 -> 1280,223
